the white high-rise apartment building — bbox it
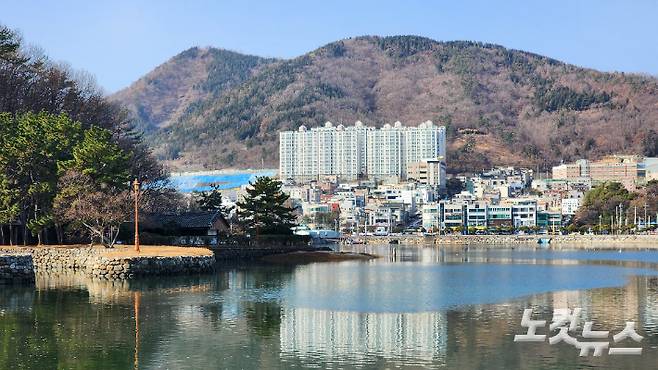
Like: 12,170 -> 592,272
279,120 -> 446,182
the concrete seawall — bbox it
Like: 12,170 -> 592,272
363,234 -> 658,249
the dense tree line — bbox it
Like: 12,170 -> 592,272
534,85 -> 611,112
573,181 -> 658,232
0,25 -> 169,245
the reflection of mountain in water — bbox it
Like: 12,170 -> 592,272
280,308 -> 447,365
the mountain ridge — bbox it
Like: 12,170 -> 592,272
111,35 -> 658,172
111,46 -> 276,133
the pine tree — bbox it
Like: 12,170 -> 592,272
236,177 -> 296,235
193,184 -> 233,218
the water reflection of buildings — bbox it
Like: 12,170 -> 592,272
341,244 -> 591,265
642,277 -> 658,331
528,280 -> 650,332
280,307 -> 447,364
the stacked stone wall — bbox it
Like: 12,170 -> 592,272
0,254 -> 34,283
0,246 -> 215,280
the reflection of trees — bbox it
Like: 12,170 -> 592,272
0,276 -> 209,369
234,265 -> 293,338
199,302 -> 224,330
0,263 -> 298,368
235,264 -> 297,289
0,287 -> 135,369
243,300 -> 282,338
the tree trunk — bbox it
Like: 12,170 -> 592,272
108,226 -> 121,248
8,224 -> 13,246
55,223 -> 63,245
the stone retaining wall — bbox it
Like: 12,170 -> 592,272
89,255 -> 215,279
0,246 -> 215,280
0,254 -> 34,283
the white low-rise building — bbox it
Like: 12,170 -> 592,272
561,198 -> 581,216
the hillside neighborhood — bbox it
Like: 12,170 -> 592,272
276,147 -> 658,238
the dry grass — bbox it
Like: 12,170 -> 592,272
101,245 -> 213,258
0,244 -> 213,258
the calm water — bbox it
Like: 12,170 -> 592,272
4,246 -> 658,369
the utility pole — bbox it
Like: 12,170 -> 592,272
647,215 -> 658,232
133,179 -> 140,253
647,214 -> 658,230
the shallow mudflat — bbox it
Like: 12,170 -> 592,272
261,250 -> 378,264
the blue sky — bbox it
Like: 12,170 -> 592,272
3,0 -> 657,93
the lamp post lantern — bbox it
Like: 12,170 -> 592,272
133,178 -> 140,253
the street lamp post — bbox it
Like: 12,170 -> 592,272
133,178 -> 140,253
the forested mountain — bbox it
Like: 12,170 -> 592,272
114,36 -> 658,172
111,47 -> 275,134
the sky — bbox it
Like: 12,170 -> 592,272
3,0 -> 657,93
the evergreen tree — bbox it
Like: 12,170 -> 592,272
236,177 -> 296,235
0,26 -> 22,62
0,112 -> 84,244
193,184 -> 233,218
573,182 -> 635,227
445,178 -> 465,198
0,112 -> 133,245
60,125 -> 131,187
194,184 -> 224,211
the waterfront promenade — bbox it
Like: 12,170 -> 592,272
361,234 -> 658,249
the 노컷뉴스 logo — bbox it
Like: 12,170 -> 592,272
514,308 -> 643,357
